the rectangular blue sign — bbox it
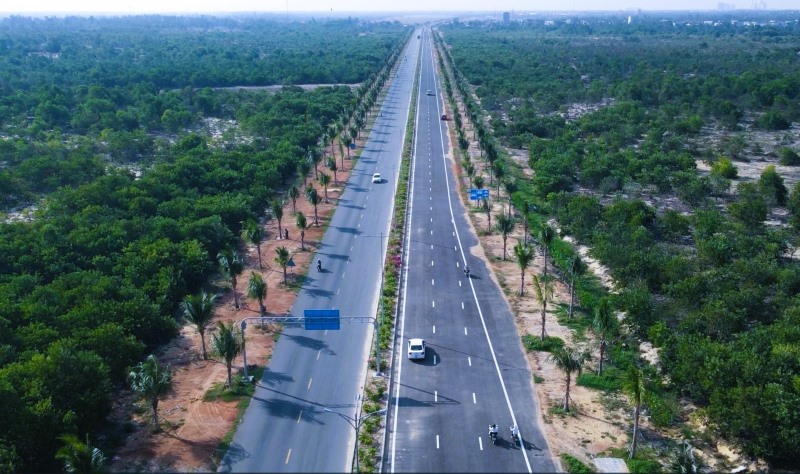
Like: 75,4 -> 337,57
304,309 -> 341,330
469,189 -> 489,200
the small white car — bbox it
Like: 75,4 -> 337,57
407,338 -> 426,360
372,173 -> 381,183
426,89 -> 433,96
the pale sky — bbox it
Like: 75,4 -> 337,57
1,0 -> 797,14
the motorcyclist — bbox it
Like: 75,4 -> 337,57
464,264 -> 470,275
489,423 -> 498,442
317,259 -> 322,272
510,423 -> 520,444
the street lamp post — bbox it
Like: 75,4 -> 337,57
324,407 -> 386,472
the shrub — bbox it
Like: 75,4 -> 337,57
522,334 -> 564,353
560,453 -> 594,473
627,458 -> 662,473
778,147 -> 800,166
577,369 -> 622,391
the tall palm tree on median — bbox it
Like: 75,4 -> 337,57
274,246 -> 291,285
624,365 -> 646,459
532,274 -> 554,340
270,199 -> 284,240
539,224 -> 555,279
181,291 -> 218,360
319,173 -> 331,203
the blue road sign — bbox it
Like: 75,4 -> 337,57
304,309 -> 341,330
469,189 -> 489,200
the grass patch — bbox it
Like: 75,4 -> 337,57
560,453 -> 595,473
204,367 -> 264,402
522,334 -> 564,353
577,367 -> 623,392
533,375 -> 545,384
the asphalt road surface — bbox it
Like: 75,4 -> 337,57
383,29 -> 557,473
218,31 -> 421,473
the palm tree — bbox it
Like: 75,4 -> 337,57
532,274 -> 554,340
218,248 -> 244,309
306,186 -> 321,226
181,291 -> 218,360
513,240 -> 535,296
274,246 -> 291,284
546,345 -> 589,412
128,355 -> 172,430
492,160 -> 506,194
567,255 -> 586,318
342,134 -> 352,160
270,199 -> 284,240
240,220 -> 265,269
539,224 -> 555,279
327,157 -> 338,185
247,272 -> 268,316
56,434 -> 106,474
495,213 -> 515,260
481,197 -> 492,229
297,160 -> 312,187
319,173 -> 331,203
309,148 -> 323,180
211,321 -> 242,388
287,185 -> 300,214
623,366 -> 646,459
593,298 -> 618,375
295,212 -> 309,250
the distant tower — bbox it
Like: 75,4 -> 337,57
503,11 -> 510,24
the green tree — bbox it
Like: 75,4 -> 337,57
623,366 -> 646,459
212,321 -> 242,388
319,173 -> 331,203
481,196 -> 492,229
546,345 -> 589,412
287,185 -> 300,215
270,200 -> 284,240
513,240 -> 535,296
55,434 -> 106,474
181,291 -> 218,360
306,186 -> 321,226
593,298 -> 618,375
127,355 -> 172,430
247,272 -> 268,316
296,212 -> 309,250
758,165 -> 787,207
240,220 -> 265,269
532,274 -> 554,340
495,213 -> 515,260
297,160 -> 312,187
502,178 -> 518,216
274,246 -> 291,285
711,157 -> 738,179
218,249 -> 244,309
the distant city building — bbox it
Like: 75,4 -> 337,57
503,11 -> 510,24
718,2 -> 736,9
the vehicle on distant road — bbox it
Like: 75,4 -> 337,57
440,114 -> 447,120
426,89 -> 433,96
372,173 -> 382,183
407,338 -> 426,360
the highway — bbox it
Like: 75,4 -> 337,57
384,29 -> 557,472
218,31 -> 421,473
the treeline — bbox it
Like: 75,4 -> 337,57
0,15 -> 404,90
438,14 -> 800,465
0,15 -> 409,472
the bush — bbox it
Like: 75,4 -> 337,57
577,369 -> 622,391
560,453 -> 594,473
627,458 -> 662,473
522,335 -> 564,353
779,147 -> 800,166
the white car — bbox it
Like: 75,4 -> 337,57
426,89 -> 433,96
372,173 -> 381,183
407,338 -> 426,360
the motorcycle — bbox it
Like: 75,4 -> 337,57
510,425 -> 520,446
464,266 -> 470,277
317,260 -> 322,272
488,425 -> 498,445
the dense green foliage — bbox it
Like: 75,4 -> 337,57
0,14 -> 408,472
440,12 -> 800,465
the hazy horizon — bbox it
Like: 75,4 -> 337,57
1,0 -> 798,15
